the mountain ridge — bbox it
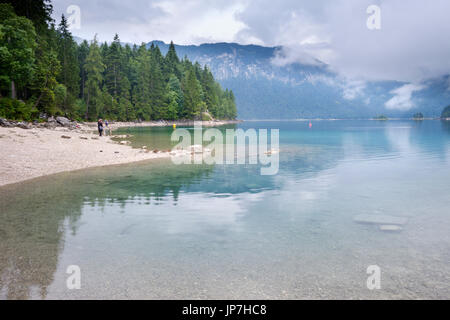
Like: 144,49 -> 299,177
146,40 -> 449,119
75,37 -> 450,119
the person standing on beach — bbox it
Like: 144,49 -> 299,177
98,119 -> 104,136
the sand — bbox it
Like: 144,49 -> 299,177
0,124 -> 171,187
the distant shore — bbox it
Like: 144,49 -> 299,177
243,118 -> 446,121
104,119 -> 242,130
0,120 -> 240,188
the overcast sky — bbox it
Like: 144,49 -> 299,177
52,0 -> 450,85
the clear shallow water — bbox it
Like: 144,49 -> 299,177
1,120 -> 450,299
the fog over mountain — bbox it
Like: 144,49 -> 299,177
60,0 -> 450,119
146,40 -> 449,119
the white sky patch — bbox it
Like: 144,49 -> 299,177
342,80 -> 367,100
52,0 -> 248,45
152,1 -> 247,44
305,74 -> 337,87
385,84 -> 426,111
249,8 -> 333,66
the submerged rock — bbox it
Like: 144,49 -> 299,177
379,225 -> 403,232
61,135 -> 71,139
353,214 -> 408,226
112,134 -> 133,139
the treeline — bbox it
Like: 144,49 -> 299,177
0,0 -> 237,122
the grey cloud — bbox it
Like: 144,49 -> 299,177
52,0 -> 450,84
236,0 -> 450,83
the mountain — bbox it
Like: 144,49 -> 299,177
146,40 -> 450,120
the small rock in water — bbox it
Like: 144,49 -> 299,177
61,135 -> 71,139
80,136 -> 88,140
353,214 -> 408,225
114,151 -> 119,154
120,140 -> 129,145
99,150 -> 103,152
379,225 -> 403,232
91,137 -> 99,140
113,134 -> 133,139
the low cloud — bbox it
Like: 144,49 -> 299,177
271,42 -> 330,67
384,84 -> 426,110
341,80 -> 367,100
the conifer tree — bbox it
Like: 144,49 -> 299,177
56,14 -> 80,114
84,36 -> 104,120
77,40 -> 89,99
164,41 -> 181,79
104,34 -> 122,99
182,69 -> 203,119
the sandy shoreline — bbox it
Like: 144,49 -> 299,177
0,120 -> 240,188
106,119 -> 242,130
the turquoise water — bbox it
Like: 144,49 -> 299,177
1,120 -> 450,299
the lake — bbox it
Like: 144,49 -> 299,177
1,120 -> 450,299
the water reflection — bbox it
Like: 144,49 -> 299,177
441,120 -> 450,134
0,120 -> 449,299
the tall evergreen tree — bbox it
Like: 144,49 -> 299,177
0,4 -> 36,100
164,41 -> 181,79
133,44 -> 152,120
149,54 -> 168,120
182,69 -> 203,119
84,36 -> 104,120
56,14 -> 79,114
104,33 -> 122,99
77,40 -> 89,99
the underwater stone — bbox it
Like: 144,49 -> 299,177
353,214 -> 408,225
